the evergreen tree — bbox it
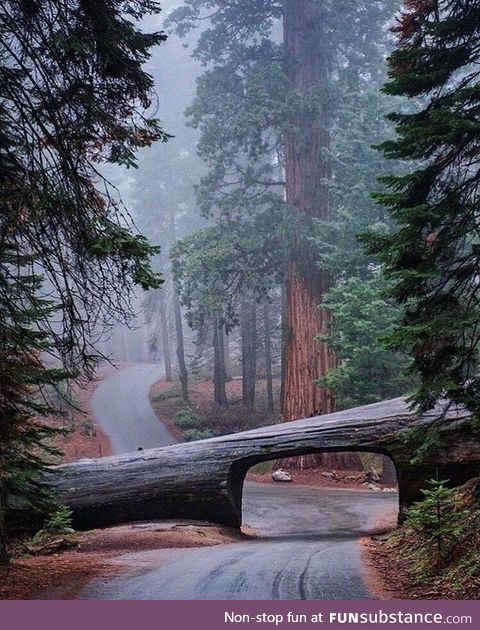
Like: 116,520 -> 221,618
315,84 -> 417,408
0,249 -> 68,564
171,0 -> 403,419
320,275 -> 415,408
0,0 -> 165,376
408,477 -> 468,568
0,0 -> 166,563
363,0 -> 480,418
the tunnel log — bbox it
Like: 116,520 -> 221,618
42,397 -> 478,530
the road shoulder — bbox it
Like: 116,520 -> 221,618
0,521 -> 242,600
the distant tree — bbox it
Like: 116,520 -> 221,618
363,0 -> 480,419
128,29 -> 207,385
171,218 -> 281,406
321,275 -> 415,409
314,81 -> 416,408
173,285 -> 189,401
240,296 -> 257,411
171,0 -> 399,425
0,0 -> 165,564
262,300 -> 275,415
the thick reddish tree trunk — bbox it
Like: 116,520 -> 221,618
282,0 -> 336,424
283,272 -> 336,421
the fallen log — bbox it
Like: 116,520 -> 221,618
44,397 -> 479,530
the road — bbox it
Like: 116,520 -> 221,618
84,364 -> 397,600
92,363 -> 176,454
80,483 -> 396,600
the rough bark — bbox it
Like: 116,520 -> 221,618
282,0 -> 336,422
42,398 -> 477,531
0,485 -> 9,566
263,300 -> 274,415
173,286 -> 189,402
213,314 -> 227,407
224,332 -> 232,383
241,297 -> 257,411
280,284 -> 288,415
159,290 -> 172,382
380,455 -> 398,485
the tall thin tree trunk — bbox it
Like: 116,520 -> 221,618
282,0 -> 336,423
280,284 -> 288,415
0,484 -> 9,566
168,206 -> 187,396
173,286 -> 188,402
159,291 -> 172,382
241,297 -> 257,411
263,300 -> 274,415
224,332 -> 232,382
213,314 -> 227,407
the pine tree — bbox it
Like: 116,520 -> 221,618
0,249 -> 68,564
0,0 -> 167,563
320,275 -> 415,408
171,0 -> 400,422
408,477 -> 468,568
363,0 -> 480,418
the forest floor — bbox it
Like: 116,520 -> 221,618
363,477 -> 480,599
248,466 -> 396,491
149,376 -> 282,442
0,521 -> 241,600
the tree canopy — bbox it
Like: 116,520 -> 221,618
364,0 -> 480,419
0,0 -> 167,563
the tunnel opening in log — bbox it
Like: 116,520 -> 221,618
229,451 -> 399,536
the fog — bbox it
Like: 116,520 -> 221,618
93,0 -> 405,422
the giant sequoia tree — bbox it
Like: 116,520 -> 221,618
171,0 -> 398,422
364,0 -> 480,419
0,0 -> 165,564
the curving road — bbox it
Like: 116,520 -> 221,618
84,364 -> 397,600
80,483 -> 397,600
92,363 -> 176,454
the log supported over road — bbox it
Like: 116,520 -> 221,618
45,397 -> 479,530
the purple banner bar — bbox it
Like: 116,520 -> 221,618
0,600 -> 478,630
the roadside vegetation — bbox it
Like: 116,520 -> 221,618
367,478 -> 480,599
150,377 -> 282,442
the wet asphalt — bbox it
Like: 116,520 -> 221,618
80,365 -> 397,600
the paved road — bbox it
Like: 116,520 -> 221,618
80,483 -> 397,600
92,363 -> 176,454
85,365 -> 397,600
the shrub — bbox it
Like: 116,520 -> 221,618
249,461 -> 274,475
152,388 -> 181,402
174,409 -> 205,429
45,505 -> 74,534
407,478 -> 468,570
183,429 -> 214,442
